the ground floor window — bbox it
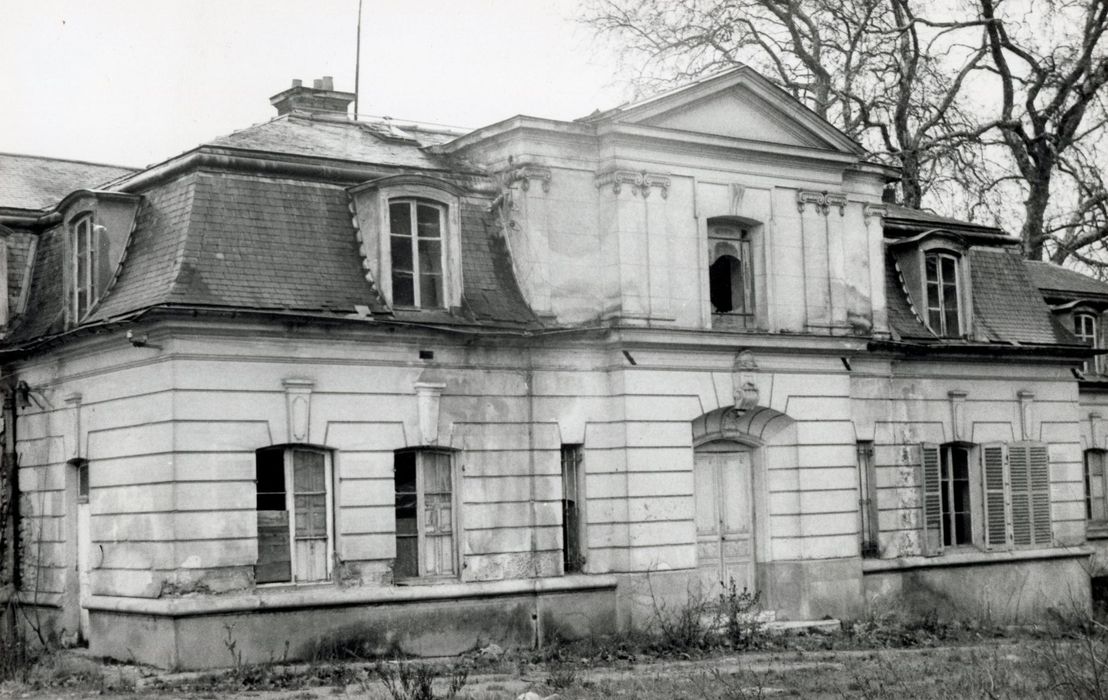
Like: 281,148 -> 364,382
394,449 -> 456,580
1086,449 -> 1107,523
255,446 -> 333,584
561,444 -> 584,573
920,442 -> 1051,555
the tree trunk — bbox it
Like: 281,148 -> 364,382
899,149 -> 923,209
1021,169 -> 1052,261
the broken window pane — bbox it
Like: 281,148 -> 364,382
389,201 -> 411,236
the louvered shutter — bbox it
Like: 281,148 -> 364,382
920,444 -> 943,556
1009,444 -> 1033,546
981,444 -> 1009,550
1028,443 -> 1053,546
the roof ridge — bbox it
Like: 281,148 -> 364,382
0,151 -> 138,171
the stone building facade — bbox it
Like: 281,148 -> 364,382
0,70 -> 1097,668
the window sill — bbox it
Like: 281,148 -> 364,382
862,545 -> 1093,574
1088,523 -> 1108,540
394,576 -> 459,586
84,574 -> 618,618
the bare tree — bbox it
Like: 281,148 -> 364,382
978,0 -> 1108,262
584,0 -> 989,207
584,0 -> 1108,264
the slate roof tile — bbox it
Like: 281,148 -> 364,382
0,153 -> 135,210
1025,260 -> 1108,299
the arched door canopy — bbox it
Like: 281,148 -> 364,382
692,404 -> 795,446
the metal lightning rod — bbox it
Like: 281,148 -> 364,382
354,0 -> 363,118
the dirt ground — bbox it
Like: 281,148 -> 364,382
0,638 -> 1099,699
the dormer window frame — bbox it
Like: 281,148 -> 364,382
348,175 -> 464,312
1074,308 -> 1102,374
916,237 -> 971,339
69,211 -> 98,324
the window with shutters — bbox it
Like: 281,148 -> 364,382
394,449 -> 457,581
919,442 -> 1051,556
255,446 -> 333,584
1085,449 -> 1108,525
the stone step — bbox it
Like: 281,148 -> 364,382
764,618 -> 842,635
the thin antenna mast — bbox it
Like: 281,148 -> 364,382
354,0 -> 363,117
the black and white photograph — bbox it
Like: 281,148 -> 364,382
2,0 -> 1108,697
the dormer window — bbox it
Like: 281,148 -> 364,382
924,251 -> 961,337
70,213 -> 97,321
389,199 -> 445,308
1075,312 -> 1100,373
347,174 -> 463,312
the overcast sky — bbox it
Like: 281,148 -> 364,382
0,0 -> 628,169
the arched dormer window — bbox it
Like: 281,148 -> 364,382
708,221 -> 754,324
70,212 -> 97,322
389,198 -> 445,308
924,250 -> 962,337
1075,311 -> 1101,374
348,174 -> 464,311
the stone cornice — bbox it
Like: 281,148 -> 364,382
797,190 -> 847,216
595,169 -> 671,199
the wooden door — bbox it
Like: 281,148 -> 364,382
694,445 -> 754,595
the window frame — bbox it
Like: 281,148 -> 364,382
1075,311 -> 1101,374
254,446 -> 335,586
69,212 -> 98,323
393,448 -> 460,582
706,218 -> 760,329
1085,448 -> 1108,529
388,198 -> 447,309
923,249 -> 963,337
561,444 -> 586,573
348,175 -> 464,312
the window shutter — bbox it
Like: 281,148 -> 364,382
1009,444 -> 1033,547
981,444 -> 1009,550
1028,443 -> 1053,546
920,443 -> 943,556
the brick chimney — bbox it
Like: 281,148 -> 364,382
270,77 -> 355,116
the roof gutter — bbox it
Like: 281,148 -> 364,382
868,338 -> 1098,360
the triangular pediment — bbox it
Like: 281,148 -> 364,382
591,67 -> 862,155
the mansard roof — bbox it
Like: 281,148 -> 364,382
1026,260 -> 1108,303
2,114 -> 538,350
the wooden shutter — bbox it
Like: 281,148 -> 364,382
920,444 -> 943,556
1009,444 -> 1033,546
1027,443 -> 1053,546
981,444 -> 1009,550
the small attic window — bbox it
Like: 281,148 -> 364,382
70,213 -> 98,322
1075,311 -> 1101,374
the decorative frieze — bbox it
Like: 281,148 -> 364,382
595,169 -> 670,199
796,190 -> 847,216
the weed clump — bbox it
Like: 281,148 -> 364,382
373,659 -> 470,700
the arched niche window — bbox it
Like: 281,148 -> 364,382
924,250 -> 962,337
708,222 -> 754,323
255,445 -> 334,584
1075,311 -> 1101,374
